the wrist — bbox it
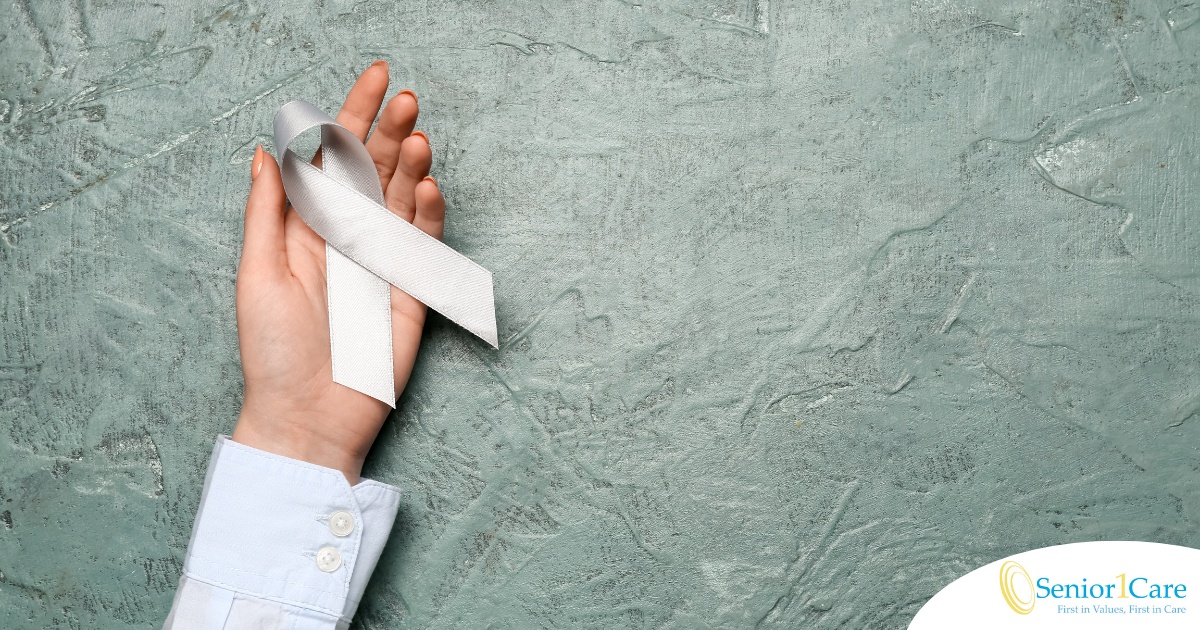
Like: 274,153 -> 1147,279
231,406 -> 367,484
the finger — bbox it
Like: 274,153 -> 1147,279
384,131 -> 432,223
336,60 -> 390,140
312,60 -> 390,169
413,176 -> 446,240
240,146 -> 289,280
364,90 -> 418,190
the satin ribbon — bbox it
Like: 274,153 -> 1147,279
272,99 -> 497,407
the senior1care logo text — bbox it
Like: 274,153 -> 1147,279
910,541 -> 1200,629
999,559 -> 1186,616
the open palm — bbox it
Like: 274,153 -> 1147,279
231,61 -> 443,483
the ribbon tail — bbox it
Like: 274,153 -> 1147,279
327,243 -> 396,407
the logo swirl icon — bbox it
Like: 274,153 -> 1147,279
999,560 -> 1036,614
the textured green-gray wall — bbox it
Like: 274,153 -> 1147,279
3,0 -> 1200,627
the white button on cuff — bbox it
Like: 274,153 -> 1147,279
316,546 -> 342,572
329,510 -> 355,537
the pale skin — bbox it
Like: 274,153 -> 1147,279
232,60 -> 442,484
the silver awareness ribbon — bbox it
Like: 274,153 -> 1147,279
273,99 -> 497,407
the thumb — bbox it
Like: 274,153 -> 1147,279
240,146 -> 288,279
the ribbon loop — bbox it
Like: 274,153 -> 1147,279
273,99 -> 497,406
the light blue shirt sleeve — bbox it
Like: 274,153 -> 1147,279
163,435 -> 401,630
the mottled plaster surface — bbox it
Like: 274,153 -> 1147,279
3,0 -> 1200,627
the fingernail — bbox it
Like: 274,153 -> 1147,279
370,59 -> 387,69
399,89 -> 417,102
251,145 -> 263,180
423,175 -> 437,186
411,130 -> 428,143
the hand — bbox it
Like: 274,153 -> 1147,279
231,60 -> 444,484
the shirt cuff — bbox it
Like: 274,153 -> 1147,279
181,435 -> 401,624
